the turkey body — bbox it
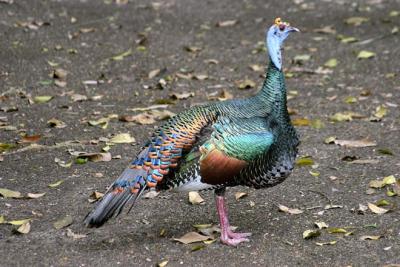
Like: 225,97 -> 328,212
85,19 -> 300,246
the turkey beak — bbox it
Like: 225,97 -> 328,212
287,26 -> 300,33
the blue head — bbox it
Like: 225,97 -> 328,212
266,18 -> 299,70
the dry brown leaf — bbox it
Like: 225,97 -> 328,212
16,222 -> 31,234
47,118 -> 66,128
71,94 -> 88,102
148,69 -> 161,79
77,152 -> 112,162
368,203 -> 388,214
170,92 -> 195,100
53,215 -> 73,230
278,204 -> 304,215
173,232 -> 212,244
66,228 -> 87,239
188,191 -> 205,205
360,235 -> 381,240
216,20 -> 238,27
27,192 -> 46,199
314,221 -> 329,229
109,133 -> 136,144
235,192 -> 247,200
21,134 -> 41,143
143,190 -> 160,199
334,139 -> 376,148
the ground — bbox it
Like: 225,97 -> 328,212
1,0 -> 400,266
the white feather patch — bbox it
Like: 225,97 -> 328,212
175,176 -> 214,192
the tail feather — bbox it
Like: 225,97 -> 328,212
84,167 -> 147,227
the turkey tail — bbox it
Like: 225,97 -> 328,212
84,167 -> 147,227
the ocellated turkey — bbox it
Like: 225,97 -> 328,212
85,18 -> 300,246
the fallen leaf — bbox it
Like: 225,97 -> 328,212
357,50 -> 375,59
309,170 -> 320,177
53,215 -> 73,230
311,119 -> 325,129
324,136 -> 336,144
112,48 -> 132,61
327,227 -> 348,234
235,192 -> 247,200
0,215 -> 5,224
360,235 -> 381,241
119,113 -> 155,124
109,133 -> 135,144
184,46 -> 202,53
293,54 -> 311,64
21,134 -> 41,143
376,199 -> 390,206
314,221 -> 329,229
53,68 -> 67,80
208,89 -> 233,101
66,228 -> 87,239
16,222 -> 31,234
48,180 -> 64,188
313,25 -> 336,34
324,58 -> 338,68
8,219 -> 31,225
174,232 -> 212,244
47,118 -> 66,128
374,105 -> 387,119
377,148 -> 394,156
88,117 -> 109,129
71,94 -> 87,102
77,152 -> 112,162
350,159 -> 379,164
148,69 -> 161,79
295,156 -> 314,166
192,74 -> 208,80
329,112 -> 353,122
368,203 -> 388,214
303,229 -> 320,239
33,95 -> 53,103
278,204 -> 304,215
0,188 -> 23,198
292,118 -> 311,126
345,17 -> 369,26
150,110 -> 175,120
54,158 -> 73,168
189,191 -> 205,205
344,96 -> 357,104
334,139 -> 376,148
249,64 -> 264,72
316,240 -> 337,246
158,260 -> 169,267
216,20 -> 238,27
27,192 -> 46,199
170,92 -> 195,100
237,79 -> 256,89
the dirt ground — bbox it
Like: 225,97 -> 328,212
1,0 -> 399,266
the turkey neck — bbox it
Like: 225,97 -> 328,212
256,58 -> 290,124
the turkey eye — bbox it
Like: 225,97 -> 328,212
279,24 -> 286,31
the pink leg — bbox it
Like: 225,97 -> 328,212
215,193 -> 251,246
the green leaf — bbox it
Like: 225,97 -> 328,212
75,157 -> 88,164
38,80 -> 53,86
377,148 -> 393,155
324,136 -> 336,144
33,95 -> 53,103
344,96 -> 357,104
0,143 -> 16,152
8,219 -> 31,225
357,50 -> 375,59
375,199 -> 390,206
324,58 -> 338,68
0,188 -> 23,198
341,37 -> 358,43
48,180 -> 64,188
296,156 -> 314,166
112,48 -> 132,61
327,227 -> 347,234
